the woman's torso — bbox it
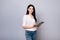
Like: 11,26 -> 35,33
23,14 -> 37,31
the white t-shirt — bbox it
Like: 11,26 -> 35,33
22,14 -> 37,31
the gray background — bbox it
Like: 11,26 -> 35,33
0,0 -> 60,40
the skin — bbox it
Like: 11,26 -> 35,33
23,6 -> 36,29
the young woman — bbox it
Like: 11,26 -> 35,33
22,4 -> 38,40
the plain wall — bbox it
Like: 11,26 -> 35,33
0,0 -> 60,40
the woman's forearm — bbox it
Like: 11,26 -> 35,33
23,25 -> 33,29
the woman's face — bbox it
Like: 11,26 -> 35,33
28,6 -> 34,14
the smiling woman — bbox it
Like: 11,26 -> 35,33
22,4 -> 38,40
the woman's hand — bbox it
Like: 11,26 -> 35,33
33,24 -> 37,27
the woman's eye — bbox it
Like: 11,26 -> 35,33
29,8 -> 31,9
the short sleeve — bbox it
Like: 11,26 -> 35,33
22,15 -> 27,26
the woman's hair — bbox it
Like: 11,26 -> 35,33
26,4 -> 37,22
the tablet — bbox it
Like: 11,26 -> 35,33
34,22 -> 44,27
37,22 -> 44,27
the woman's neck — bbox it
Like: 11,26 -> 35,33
29,13 -> 32,16
28,13 -> 34,19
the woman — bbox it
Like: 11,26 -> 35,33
22,4 -> 38,40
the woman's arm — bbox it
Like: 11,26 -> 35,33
22,24 -> 34,29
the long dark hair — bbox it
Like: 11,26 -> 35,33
26,4 -> 37,22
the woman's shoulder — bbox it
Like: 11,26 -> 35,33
23,14 -> 28,18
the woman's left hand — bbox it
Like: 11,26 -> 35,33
33,24 -> 37,27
